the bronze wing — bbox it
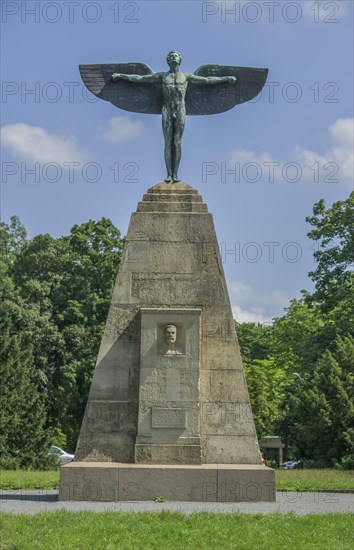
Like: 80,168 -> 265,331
185,65 -> 268,116
79,63 -> 163,114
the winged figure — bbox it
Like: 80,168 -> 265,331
79,51 -> 268,182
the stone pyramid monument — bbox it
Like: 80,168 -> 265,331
60,182 -> 275,502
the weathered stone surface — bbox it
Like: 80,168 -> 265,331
216,465 -> 276,502
75,432 -> 136,463
60,462 -> 275,502
59,462 -> 119,501
143,192 -> 203,202
138,181 -> 208,212
201,306 -> 238,343
102,305 -> 140,343
151,408 -> 187,429
205,435 -> 260,464
137,201 -> 208,213
130,273 -> 226,305
119,463 -> 214,500
201,339 -> 243,370
201,402 -> 255,436
135,444 -> 202,465
127,213 -> 215,243
147,182 -> 198,194
135,307 -> 201,462
74,182 -> 262,470
207,370 -> 250,403
119,242 -> 220,275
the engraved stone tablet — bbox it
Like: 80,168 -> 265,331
151,408 -> 186,429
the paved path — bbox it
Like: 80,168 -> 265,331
1,491 -> 353,515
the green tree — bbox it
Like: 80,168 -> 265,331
237,323 -> 287,437
8,218 -> 124,449
271,296 -> 335,377
0,311 -> 51,469
277,336 -> 354,467
0,215 -> 27,260
236,322 -> 272,363
306,192 -> 354,313
244,358 -> 287,438
0,247 -> 51,469
235,194 -> 354,458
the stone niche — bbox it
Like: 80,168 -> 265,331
135,307 -> 202,464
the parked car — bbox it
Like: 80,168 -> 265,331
48,445 -> 74,465
280,460 -> 301,469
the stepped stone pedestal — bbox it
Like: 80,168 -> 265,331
59,182 -> 275,502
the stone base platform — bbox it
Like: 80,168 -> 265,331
59,462 -> 275,502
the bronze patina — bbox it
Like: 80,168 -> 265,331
79,52 -> 268,182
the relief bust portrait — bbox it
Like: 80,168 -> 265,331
162,324 -> 183,355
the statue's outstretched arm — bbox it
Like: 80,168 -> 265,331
112,72 -> 162,83
187,73 -> 236,85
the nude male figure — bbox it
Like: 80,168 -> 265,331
112,51 -> 236,183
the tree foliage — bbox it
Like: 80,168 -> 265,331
238,192 -> 353,466
0,247 -> 50,469
0,217 -> 124,465
306,192 -> 354,311
277,337 -> 354,467
236,323 -> 287,437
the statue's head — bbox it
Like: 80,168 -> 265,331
164,324 -> 177,345
166,51 -> 182,67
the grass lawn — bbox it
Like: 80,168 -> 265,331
275,469 -> 354,491
0,470 -> 59,490
1,469 -> 353,491
0,511 -> 353,550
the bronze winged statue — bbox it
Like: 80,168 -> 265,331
79,51 -> 268,183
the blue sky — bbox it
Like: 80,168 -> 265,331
1,0 -> 353,322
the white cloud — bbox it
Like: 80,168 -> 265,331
1,123 -> 87,164
228,118 -> 353,186
232,304 -> 272,324
295,118 -> 354,184
229,280 -> 289,308
229,279 -> 290,324
98,116 -> 145,144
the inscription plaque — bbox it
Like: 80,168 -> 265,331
151,408 -> 186,429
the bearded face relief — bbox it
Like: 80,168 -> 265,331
163,324 -> 183,355
164,324 -> 177,345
